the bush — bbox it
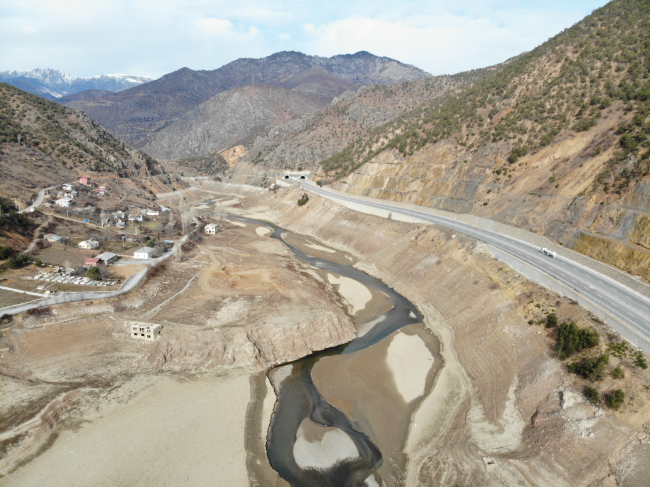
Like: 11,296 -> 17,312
605,389 -> 625,410
611,366 -> 624,379
0,245 -> 14,259
568,354 -> 609,381
634,351 -> 648,369
34,260 -> 43,267
556,320 -> 600,359
546,313 -> 558,328
583,386 -> 600,405
87,267 -> 101,281
297,193 -> 309,206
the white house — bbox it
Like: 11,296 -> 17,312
133,246 -> 157,259
128,214 -> 144,222
96,252 -> 118,264
115,220 -> 126,229
129,322 -> 162,341
78,239 -> 100,249
205,223 -> 219,234
62,183 -> 75,191
63,191 -> 77,199
147,210 -> 160,217
55,198 -> 74,207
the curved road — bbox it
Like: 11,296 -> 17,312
297,181 -> 650,344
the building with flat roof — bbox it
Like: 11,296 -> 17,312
55,197 -> 74,207
205,223 -> 219,234
78,239 -> 100,249
133,246 -> 157,259
44,234 -> 67,243
128,322 -> 162,341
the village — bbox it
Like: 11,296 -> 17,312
0,175 -> 208,310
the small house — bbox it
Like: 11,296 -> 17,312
115,220 -> 126,229
62,183 -> 75,191
147,210 -> 159,217
78,239 -> 100,250
96,252 -> 118,264
205,223 -> 219,235
129,322 -> 162,341
85,257 -> 100,267
128,214 -> 144,222
55,198 -> 74,208
133,247 -> 157,259
79,177 -> 92,185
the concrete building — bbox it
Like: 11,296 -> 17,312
55,197 -> 74,207
96,252 -> 118,264
115,220 -> 126,229
85,257 -> 100,267
205,223 -> 219,234
133,246 -> 157,259
62,183 -> 75,191
129,322 -> 162,341
78,239 -> 100,250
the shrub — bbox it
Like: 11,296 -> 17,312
634,351 -> 648,369
611,366 -> 624,379
297,193 -> 309,206
508,146 -> 528,164
546,313 -> 558,328
568,354 -> 609,381
0,245 -> 14,259
583,386 -> 600,405
87,267 -> 101,281
556,320 -> 600,359
34,260 -> 43,267
605,389 -> 625,410
5,254 -> 30,269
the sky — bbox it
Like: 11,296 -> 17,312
1,0 -> 610,79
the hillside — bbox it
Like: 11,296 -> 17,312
63,51 -> 431,144
0,83 -> 164,203
136,84 -> 332,161
287,0 -> 650,282
224,63 -> 508,183
0,69 -> 153,100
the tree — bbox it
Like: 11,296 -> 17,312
556,321 -> 599,359
611,366 -> 624,379
297,194 -> 309,206
568,354 -> 609,381
634,351 -> 648,369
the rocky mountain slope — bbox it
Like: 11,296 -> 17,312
0,68 -> 153,100
223,63 -> 507,183
63,51 -> 431,144
136,84 -> 332,161
0,83 -> 164,202
278,0 -> 650,282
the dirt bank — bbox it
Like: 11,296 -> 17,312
230,184 -> 650,486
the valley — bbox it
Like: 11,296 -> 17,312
2,0 -> 650,485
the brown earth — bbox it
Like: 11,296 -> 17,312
230,184 -> 650,486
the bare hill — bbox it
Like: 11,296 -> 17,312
0,83 -> 164,203
63,51 -> 431,144
136,84 -> 332,161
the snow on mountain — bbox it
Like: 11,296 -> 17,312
0,68 -> 154,100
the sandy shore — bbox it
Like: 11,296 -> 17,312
2,372 -> 251,487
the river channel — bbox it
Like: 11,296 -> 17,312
224,213 -> 440,487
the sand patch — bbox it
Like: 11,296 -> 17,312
386,332 -> 435,403
2,373 -> 250,487
305,242 -> 335,253
293,419 -> 359,470
226,219 -> 246,227
256,227 -> 272,237
327,273 -> 372,315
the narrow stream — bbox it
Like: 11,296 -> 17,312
227,214 -> 424,486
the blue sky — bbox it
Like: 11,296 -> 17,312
1,0 -> 609,79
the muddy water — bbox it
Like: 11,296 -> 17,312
226,214 -> 437,487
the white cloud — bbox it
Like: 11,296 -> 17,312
279,33 -> 291,42
194,18 -> 232,36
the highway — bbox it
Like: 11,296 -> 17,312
297,181 -> 650,343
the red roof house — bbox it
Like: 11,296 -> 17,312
79,177 -> 92,185
85,257 -> 100,267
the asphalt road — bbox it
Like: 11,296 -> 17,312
298,181 -> 650,341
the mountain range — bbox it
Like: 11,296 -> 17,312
61,51 -> 431,145
0,68 -> 154,100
